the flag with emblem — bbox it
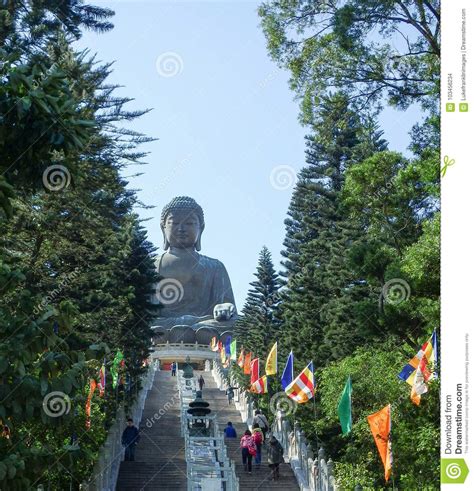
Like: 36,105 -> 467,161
285,361 -> 315,403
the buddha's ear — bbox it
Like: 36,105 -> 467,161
195,233 -> 202,251
161,226 -> 170,250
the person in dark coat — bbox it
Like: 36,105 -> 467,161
171,361 -> 177,376
268,435 -> 284,480
198,374 -> 205,391
121,418 -> 140,461
225,386 -> 238,405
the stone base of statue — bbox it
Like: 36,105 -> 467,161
151,306 -> 237,345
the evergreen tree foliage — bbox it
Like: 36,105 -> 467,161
234,246 -> 280,359
0,2 -> 158,488
279,94 -> 386,366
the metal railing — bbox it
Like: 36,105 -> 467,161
153,342 -> 217,351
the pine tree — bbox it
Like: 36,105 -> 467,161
234,246 -> 280,359
279,94 -> 386,366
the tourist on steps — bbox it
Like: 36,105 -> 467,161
268,436 -> 284,481
225,386 -> 238,405
224,421 -> 237,438
171,361 -> 177,376
121,418 -> 140,461
253,409 -> 269,439
252,423 -> 264,467
240,429 -> 257,474
198,374 -> 205,391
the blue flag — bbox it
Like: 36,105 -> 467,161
225,336 -> 232,356
281,351 -> 294,390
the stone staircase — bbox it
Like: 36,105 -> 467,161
116,370 -> 187,491
199,371 -> 300,491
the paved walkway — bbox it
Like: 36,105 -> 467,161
199,370 -> 300,490
116,370 -> 187,491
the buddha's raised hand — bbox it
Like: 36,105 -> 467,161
213,303 -> 236,322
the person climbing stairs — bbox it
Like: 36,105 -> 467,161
116,370 -> 187,490
197,370 -> 300,490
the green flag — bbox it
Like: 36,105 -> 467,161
338,376 -> 352,435
230,340 -> 237,361
111,350 -> 124,389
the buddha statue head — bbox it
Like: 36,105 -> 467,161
160,196 -> 205,251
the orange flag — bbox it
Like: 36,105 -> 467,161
367,404 -> 392,482
85,379 -> 97,429
237,349 -> 245,368
243,352 -> 252,375
250,358 -> 259,384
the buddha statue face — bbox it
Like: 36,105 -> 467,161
163,210 -> 201,250
160,196 -> 205,251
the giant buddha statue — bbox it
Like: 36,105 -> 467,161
151,196 -> 237,345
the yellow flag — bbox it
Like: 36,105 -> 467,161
265,342 -> 277,375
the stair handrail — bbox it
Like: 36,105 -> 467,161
274,410 -> 337,491
211,359 -> 337,491
80,363 -> 156,491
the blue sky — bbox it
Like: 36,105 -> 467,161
77,1 -> 420,309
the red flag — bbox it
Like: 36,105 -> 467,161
250,358 -> 259,384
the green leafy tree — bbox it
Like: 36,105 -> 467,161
312,341 -> 439,490
258,0 -> 440,123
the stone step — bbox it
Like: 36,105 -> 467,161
194,370 -> 300,491
116,370 -> 187,491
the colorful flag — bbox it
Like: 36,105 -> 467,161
265,342 -> 278,376
281,351 -> 294,390
367,404 -> 392,482
238,348 -> 245,368
250,375 -> 268,394
210,337 -> 218,352
85,379 -> 97,429
285,361 -> 315,404
111,350 -> 124,389
230,340 -> 237,361
225,336 -> 232,356
220,346 -> 226,364
98,362 -> 106,397
338,376 -> 352,435
243,352 -> 252,375
250,358 -> 259,384
399,331 -> 438,405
